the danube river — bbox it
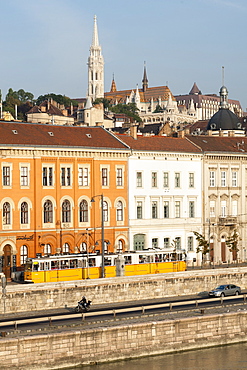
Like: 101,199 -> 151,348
68,342 -> 247,370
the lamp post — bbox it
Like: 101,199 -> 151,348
85,228 -> 92,279
91,194 -> 105,278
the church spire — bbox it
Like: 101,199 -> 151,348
92,15 -> 99,47
87,15 -> 104,101
110,74 -> 117,92
142,61 -> 148,92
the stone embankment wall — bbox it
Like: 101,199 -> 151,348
1,311 -> 247,369
1,267 -> 247,314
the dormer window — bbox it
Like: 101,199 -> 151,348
86,133 -> 92,138
12,130 -> 18,134
48,132 -> 54,136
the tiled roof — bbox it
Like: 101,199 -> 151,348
0,121 -> 130,150
186,135 -> 247,153
116,134 -> 201,153
105,86 -> 176,104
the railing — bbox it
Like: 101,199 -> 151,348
218,216 -> 237,226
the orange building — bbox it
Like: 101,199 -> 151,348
0,121 -> 130,278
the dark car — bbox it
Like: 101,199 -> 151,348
208,284 -> 241,297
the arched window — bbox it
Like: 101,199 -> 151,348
21,202 -> 28,224
20,245 -> 28,264
79,200 -> 88,222
44,200 -> 53,223
103,201 -> 108,222
117,239 -> 123,252
44,243 -> 51,255
62,200 -> 71,223
116,201 -> 123,221
3,202 -> 11,224
63,242 -> 70,254
80,242 -> 87,253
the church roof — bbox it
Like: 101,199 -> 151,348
189,82 -> 201,95
105,85 -> 176,104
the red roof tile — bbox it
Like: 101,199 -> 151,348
186,135 -> 247,153
0,121 -> 130,150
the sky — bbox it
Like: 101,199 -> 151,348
1,0 -> 247,109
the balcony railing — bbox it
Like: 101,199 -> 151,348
218,216 -> 237,226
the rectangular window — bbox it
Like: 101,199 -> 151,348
136,172 -> 142,187
152,201 -> 158,219
61,167 -> 71,186
221,171 -> 226,187
175,173 -> 180,188
189,173 -> 194,188
137,201 -> 143,219
152,238 -> 158,249
221,200 -> 226,217
43,167 -> 53,186
164,201 -> 169,218
152,172 -> 157,187
163,172 -> 169,188
232,200 -> 238,217
175,237 -> 181,250
78,167 -> 89,186
210,200 -> 215,217
189,201 -> 195,218
3,166 -> 10,186
116,168 -> 123,186
164,237 -> 170,248
175,201 -> 180,218
188,236 -> 193,251
209,171 -> 216,187
232,171 -> 237,187
102,168 -> 108,186
20,166 -> 28,186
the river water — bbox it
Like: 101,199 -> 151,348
67,342 -> 247,370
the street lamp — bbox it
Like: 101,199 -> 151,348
91,194 -> 105,278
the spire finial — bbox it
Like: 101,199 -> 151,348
222,66 -> 225,86
92,15 -> 99,47
142,61 -> 148,92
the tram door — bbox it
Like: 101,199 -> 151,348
3,245 -> 12,279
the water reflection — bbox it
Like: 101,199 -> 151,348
68,342 -> 247,370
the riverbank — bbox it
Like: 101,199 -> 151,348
1,306 -> 247,369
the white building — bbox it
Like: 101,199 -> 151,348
118,130 -> 203,265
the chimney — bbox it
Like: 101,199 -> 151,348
130,125 -> 137,139
178,130 -> 185,138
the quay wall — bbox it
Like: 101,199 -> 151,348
1,311 -> 247,369
1,267 -> 247,314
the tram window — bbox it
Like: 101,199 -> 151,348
44,262 -> 50,270
104,257 -> 111,266
124,256 -> 132,265
39,262 -> 44,271
51,260 -> 59,269
61,260 -> 69,269
33,262 -> 39,271
70,259 -> 78,268
139,255 -> 146,263
89,258 -> 96,267
25,261 -> 32,271
163,254 -> 168,262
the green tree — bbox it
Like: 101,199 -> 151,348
36,93 -> 76,107
153,104 -> 163,113
93,98 -> 111,110
110,103 -> 142,122
226,229 -> 239,262
193,231 -> 210,264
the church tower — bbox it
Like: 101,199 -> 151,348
87,15 -> 104,101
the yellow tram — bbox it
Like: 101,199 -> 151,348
24,250 -> 187,283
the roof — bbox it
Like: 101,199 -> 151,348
187,135 -> 247,153
0,121 -> 130,150
207,108 -> 241,131
116,134 -> 201,153
105,86 -> 176,104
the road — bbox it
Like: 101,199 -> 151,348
1,292 -> 247,335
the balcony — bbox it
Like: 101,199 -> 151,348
218,216 -> 237,226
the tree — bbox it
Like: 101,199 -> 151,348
93,98 -> 111,110
226,229 -> 239,262
36,93 -> 76,107
153,104 -> 163,113
110,103 -> 142,122
193,231 -> 210,264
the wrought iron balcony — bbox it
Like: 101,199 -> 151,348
218,216 -> 237,226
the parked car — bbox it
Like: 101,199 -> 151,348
208,284 -> 241,297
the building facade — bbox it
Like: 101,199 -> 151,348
118,132 -> 203,265
0,122 -> 130,278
